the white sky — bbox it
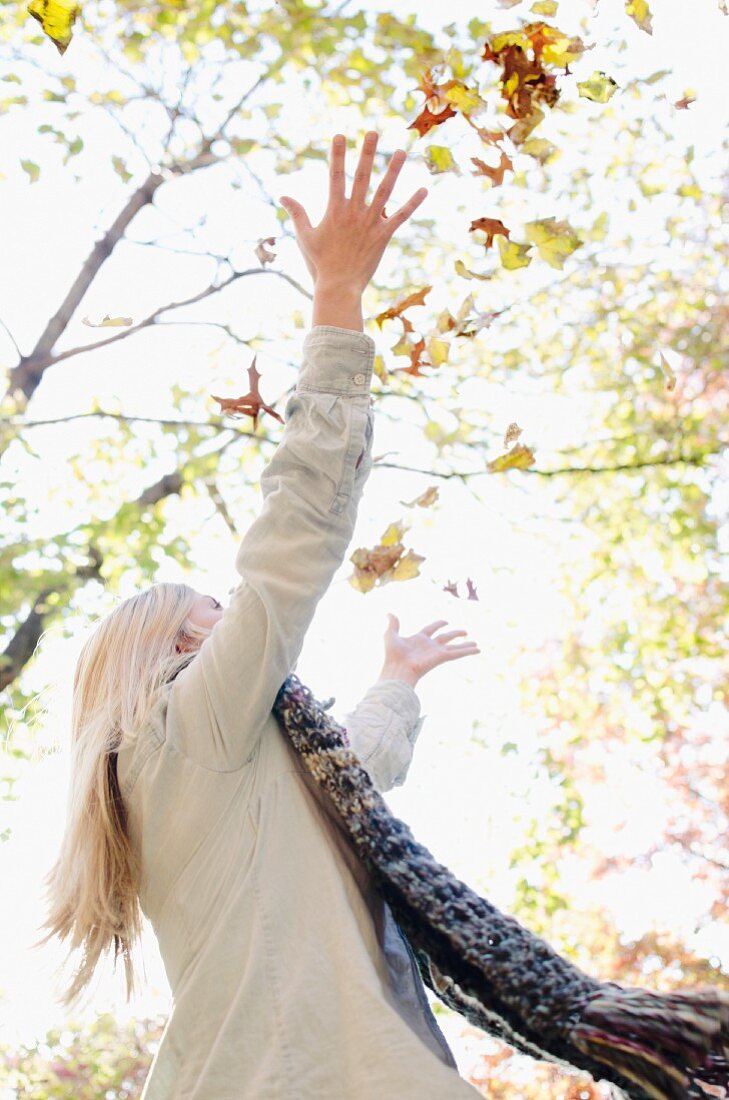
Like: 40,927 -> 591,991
1,0 -> 727,1081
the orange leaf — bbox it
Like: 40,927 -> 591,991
469,216 -> 511,249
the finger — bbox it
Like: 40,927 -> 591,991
435,629 -> 469,644
442,643 -> 481,658
327,133 -> 347,208
369,148 -> 407,218
278,196 -> 313,233
382,187 -> 429,234
349,130 -> 378,207
421,620 -> 449,636
386,613 -> 399,632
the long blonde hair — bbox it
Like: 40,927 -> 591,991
34,582 -> 213,1009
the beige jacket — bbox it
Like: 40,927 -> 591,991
117,326 -> 479,1099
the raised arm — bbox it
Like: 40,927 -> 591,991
343,679 -> 427,792
166,132 -> 429,771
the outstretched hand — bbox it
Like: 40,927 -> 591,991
380,614 -> 481,689
278,131 -> 429,293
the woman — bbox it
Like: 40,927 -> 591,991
38,131 -> 482,1098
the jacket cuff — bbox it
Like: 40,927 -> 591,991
298,326 -> 375,394
367,679 -> 422,737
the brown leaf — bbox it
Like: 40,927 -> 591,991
254,236 -> 277,265
400,485 -> 439,509
470,151 -> 514,187
469,216 -> 510,249
210,354 -> 284,427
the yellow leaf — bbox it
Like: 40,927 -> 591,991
658,351 -> 676,391
425,145 -> 458,174
577,71 -> 619,102
677,182 -> 701,200
82,315 -> 134,327
454,259 -> 494,281
520,138 -> 558,164
625,0 -> 653,34
443,82 -> 484,114
389,549 -> 426,582
497,236 -> 533,270
427,336 -> 449,367
487,443 -> 535,472
523,217 -> 582,269
531,0 -> 558,12
380,521 -> 408,547
27,0 -> 80,55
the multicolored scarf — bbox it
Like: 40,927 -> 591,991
272,673 -> 729,1100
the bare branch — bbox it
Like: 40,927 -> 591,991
0,316 -> 22,360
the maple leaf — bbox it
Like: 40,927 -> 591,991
466,578 -> 479,600
443,580 -> 459,597
210,354 -> 284,428
488,442 -> 536,472
407,101 -> 457,139
470,151 -> 514,186
469,216 -> 510,249
400,486 -> 439,509
524,216 -> 582,268
674,95 -> 696,109
254,236 -> 277,265
374,286 -> 432,328
27,0 -> 80,55
497,236 -> 533,270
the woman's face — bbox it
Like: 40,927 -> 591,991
187,592 -> 226,630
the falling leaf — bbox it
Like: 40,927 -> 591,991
374,286 -> 432,329
625,0 -> 653,34
349,523 -> 425,593
487,442 -> 536,472
443,580 -> 459,597
469,216 -> 510,249
111,155 -> 132,183
674,95 -> 696,110
470,151 -> 514,186
497,236 -> 533,270
408,94 -> 457,139
426,335 -> 450,367
210,354 -> 284,428
454,260 -> 494,281
400,486 -> 439,509
466,577 -> 479,600
577,71 -> 619,102
20,159 -> 40,183
424,145 -> 459,174
27,0 -> 80,55
658,351 -> 677,391
520,137 -> 558,163
254,236 -> 276,265
523,216 -> 582,268
531,0 -> 558,13
82,314 -> 133,327
504,422 -> 522,447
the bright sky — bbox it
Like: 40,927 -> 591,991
1,0 -> 727,1082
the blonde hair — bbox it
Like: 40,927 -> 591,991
33,582 -> 213,1010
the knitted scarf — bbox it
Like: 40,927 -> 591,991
272,673 -> 729,1100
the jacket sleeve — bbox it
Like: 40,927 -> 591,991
167,325 -> 376,772
342,679 -> 426,792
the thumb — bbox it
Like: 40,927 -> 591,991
386,613 -> 399,633
278,196 -> 312,230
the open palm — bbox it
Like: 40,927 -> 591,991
382,614 -> 480,686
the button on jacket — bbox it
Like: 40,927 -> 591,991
116,326 -> 479,1099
